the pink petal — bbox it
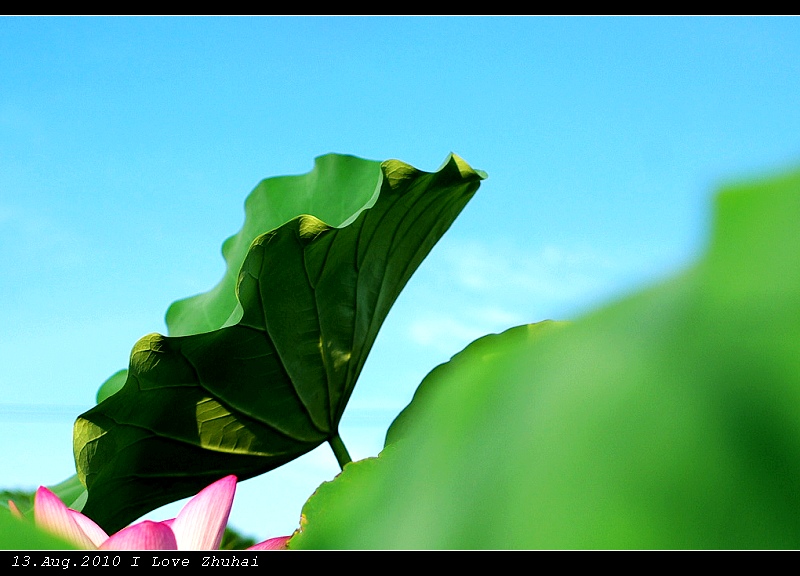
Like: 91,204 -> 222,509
8,500 -> 23,519
247,535 -> 291,550
69,509 -> 110,548
34,487 -> 100,549
100,520 -> 178,550
170,475 -> 237,550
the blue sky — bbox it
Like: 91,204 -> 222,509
2,16 -> 799,542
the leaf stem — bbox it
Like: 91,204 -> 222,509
328,433 -> 352,470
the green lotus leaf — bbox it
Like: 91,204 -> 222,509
166,153 -> 387,338
291,166 -> 800,549
93,154 -> 385,402
74,153 -> 485,532
53,155 -> 387,510
383,320 -> 567,448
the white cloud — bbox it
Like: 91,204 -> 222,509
437,238 -> 676,308
403,236 -> 687,355
406,301 -> 528,355
472,305 -> 524,327
409,315 -> 489,352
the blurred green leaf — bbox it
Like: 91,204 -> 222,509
384,321 -> 566,448
292,166 -> 800,549
0,506 -> 77,550
74,153 -> 484,533
0,490 -> 34,518
1,475 -> 87,519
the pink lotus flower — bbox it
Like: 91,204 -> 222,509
9,475 -> 291,550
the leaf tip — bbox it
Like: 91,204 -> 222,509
445,153 -> 487,181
